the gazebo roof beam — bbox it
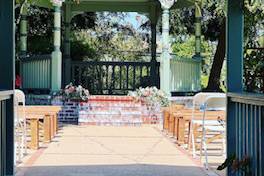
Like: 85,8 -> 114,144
70,1 -> 154,13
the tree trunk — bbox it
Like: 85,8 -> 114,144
205,19 -> 226,92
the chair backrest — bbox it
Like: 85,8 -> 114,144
14,89 -> 25,106
204,96 -> 226,111
193,92 -> 226,109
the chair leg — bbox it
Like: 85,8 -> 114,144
190,124 -> 199,158
222,132 -> 226,156
200,126 -> 209,170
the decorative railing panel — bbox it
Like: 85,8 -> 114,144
170,57 -> 201,93
20,55 -> 51,90
227,93 -> 264,176
71,61 -> 160,95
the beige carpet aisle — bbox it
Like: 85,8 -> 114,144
18,125 -> 209,176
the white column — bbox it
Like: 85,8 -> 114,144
51,1 -> 63,91
159,0 -> 175,96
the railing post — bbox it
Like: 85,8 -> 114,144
226,0 -> 244,175
159,0 -> 174,96
51,1 -> 63,91
150,3 -> 159,87
150,22 -> 158,87
64,2 -> 72,86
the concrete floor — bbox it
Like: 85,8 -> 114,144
17,125 -> 210,176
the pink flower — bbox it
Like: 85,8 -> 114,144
68,86 -> 75,93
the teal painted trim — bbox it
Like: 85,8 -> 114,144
0,0 -> 15,175
226,0 -> 244,175
54,46 -> 60,51
54,6 -> 61,12
21,15 -> 27,20
226,0 -> 244,93
53,27 -> 61,31
195,17 -> 202,22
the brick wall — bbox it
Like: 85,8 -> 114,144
26,95 -> 163,125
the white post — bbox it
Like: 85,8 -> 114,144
51,1 -> 63,91
159,0 -> 175,96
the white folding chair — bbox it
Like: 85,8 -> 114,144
14,89 -> 27,163
189,93 -> 226,158
192,95 -> 226,169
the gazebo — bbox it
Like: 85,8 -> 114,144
18,0 -> 202,95
1,0 -> 263,175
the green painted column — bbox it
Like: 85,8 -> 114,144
226,1 -> 244,175
159,0 -> 174,96
194,1 -> 202,57
193,1 -> 202,91
0,0 -> 15,175
51,3 -> 62,91
64,3 -> 72,85
20,4 -> 28,55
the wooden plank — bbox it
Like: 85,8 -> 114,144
43,115 -> 51,143
163,109 -> 170,132
30,118 -> 39,150
50,115 -> 55,138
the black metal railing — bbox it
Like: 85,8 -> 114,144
227,93 -> 264,176
71,61 -> 160,95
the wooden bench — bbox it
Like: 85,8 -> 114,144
162,105 -> 184,134
19,106 -> 61,150
173,109 -> 225,145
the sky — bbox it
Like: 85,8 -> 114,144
124,12 -> 148,29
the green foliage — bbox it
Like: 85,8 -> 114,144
70,12 -> 149,62
27,36 -> 53,54
172,35 -> 213,59
201,75 -> 209,89
70,33 -> 97,61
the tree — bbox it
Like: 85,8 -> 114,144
168,0 -> 264,92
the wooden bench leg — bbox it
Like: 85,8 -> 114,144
50,115 -> 54,138
173,116 -> 178,139
54,114 -> 58,133
178,117 -> 185,145
168,115 -> 175,136
163,111 -> 169,132
44,115 -> 51,143
30,118 -> 39,150
52,115 -> 57,135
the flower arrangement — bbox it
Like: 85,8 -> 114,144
60,83 -> 90,101
128,87 -> 170,107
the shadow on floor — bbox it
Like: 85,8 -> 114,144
18,164 -> 207,176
